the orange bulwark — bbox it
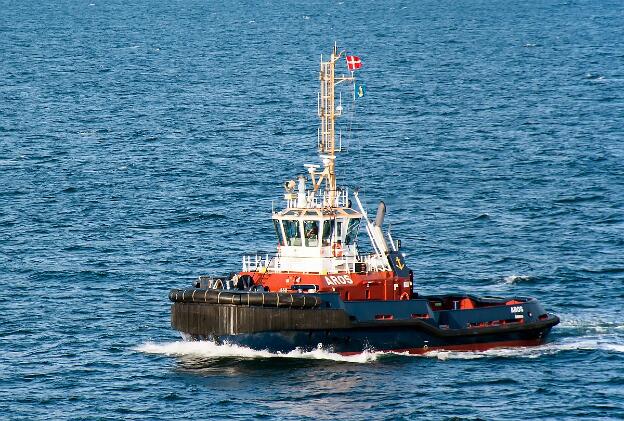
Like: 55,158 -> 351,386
239,270 -> 412,301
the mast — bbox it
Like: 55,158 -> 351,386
312,43 -> 354,206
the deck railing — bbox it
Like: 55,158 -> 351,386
285,189 -> 349,209
242,251 -> 391,273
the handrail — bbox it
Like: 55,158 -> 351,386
285,188 -> 349,209
242,252 -> 390,273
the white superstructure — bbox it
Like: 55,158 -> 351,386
242,44 -> 392,275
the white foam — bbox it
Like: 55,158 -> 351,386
503,274 -> 532,284
136,340 -> 379,363
138,313 -> 624,364
137,335 -> 623,364
558,315 -> 624,334
412,337 -> 624,361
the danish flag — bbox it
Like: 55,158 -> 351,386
346,55 -> 362,71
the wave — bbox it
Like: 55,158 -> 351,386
417,337 -> 624,361
137,333 -> 623,365
558,315 -> 624,334
136,341 -> 379,363
554,194 -> 603,204
502,274 -> 533,284
472,213 -> 490,221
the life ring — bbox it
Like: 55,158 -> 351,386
332,242 -> 343,257
399,291 -> 410,301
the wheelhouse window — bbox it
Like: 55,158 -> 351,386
282,220 -> 302,246
322,219 -> 334,246
345,218 -> 361,245
304,220 -> 320,247
336,220 -> 343,240
273,220 -> 285,246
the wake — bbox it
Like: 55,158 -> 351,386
136,340 -> 379,363
137,316 -> 623,363
420,337 -> 624,361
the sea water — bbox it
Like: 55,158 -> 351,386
1,0 -> 623,419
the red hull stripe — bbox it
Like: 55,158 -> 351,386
338,338 -> 544,356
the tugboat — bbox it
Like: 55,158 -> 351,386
169,44 -> 559,354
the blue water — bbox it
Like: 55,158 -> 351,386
1,0 -> 623,419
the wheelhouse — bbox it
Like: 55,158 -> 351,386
270,207 -> 362,273
273,208 -> 361,249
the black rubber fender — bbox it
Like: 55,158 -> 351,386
169,288 -> 321,309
